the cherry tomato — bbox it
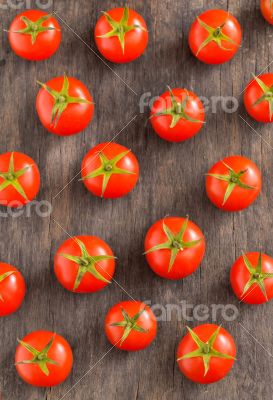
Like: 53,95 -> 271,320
95,7 -> 148,63
36,75 -> 94,136
81,142 -> 139,199
230,252 -> 273,304
54,235 -> 115,293
150,87 -> 205,142
144,216 -> 205,280
260,0 -> 273,24
177,324 -> 236,384
244,73 -> 273,123
206,156 -> 261,212
0,262 -> 26,316
188,9 -> 242,64
15,330 -> 73,387
0,152 -> 40,208
105,301 -> 157,351
8,10 -> 61,61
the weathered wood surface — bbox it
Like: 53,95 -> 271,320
0,0 -> 272,399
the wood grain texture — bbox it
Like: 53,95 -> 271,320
0,0 -> 272,399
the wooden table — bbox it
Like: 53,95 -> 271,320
0,0 -> 272,399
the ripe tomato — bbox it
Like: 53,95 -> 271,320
0,152 -> 40,208
15,330 -> 73,387
144,216 -> 205,280
150,87 -> 205,142
177,324 -> 236,384
0,262 -> 26,316
8,10 -> 61,61
260,0 -> 273,24
188,9 -> 242,64
81,142 -> 139,199
244,73 -> 273,122
95,7 -> 148,63
206,156 -> 261,212
54,235 -> 115,293
105,301 -> 157,351
230,252 -> 273,304
36,75 -> 94,136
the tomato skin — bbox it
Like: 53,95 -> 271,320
188,9 -> 242,64
36,76 -> 94,136
15,330 -> 73,387
260,0 -> 273,24
0,263 -> 26,316
95,8 -> 148,63
144,217 -> 205,280
230,252 -> 273,304
54,235 -> 115,293
150,88 -> 205,142
81,142 -> 139,199
206,156 -> 262,212
244,74 -> 273,122
105,301 -> 157,351
0,152 -> 40,208
8,10 -> 61,61
177,324 -> 236,384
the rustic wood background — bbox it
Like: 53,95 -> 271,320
0,0 -> 272,399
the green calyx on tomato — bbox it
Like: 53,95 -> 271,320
252,75 -> 273,120
97,7 -> 147,53
177,326 -> 235,376
16,335 -> 58,376
144,217 -> 202,273
0,152 -> 32,201
207,160 -> 255,205
196,16 -> 237,56
37,75 -> 92,127
81,149 -> 136,197
241,252 -> 273,301
60,237 -> 115,291
153,87 -> 204,128
8,14 -> 58,45
0,271 -> 14,302
111,307 -> 147,345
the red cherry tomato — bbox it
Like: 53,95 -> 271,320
36,75 -> 94,136
54,235 -> 115,293
15,330 -> 73,387
260,0 -> 273,24
8,10 -> 61,61
188,9 -> 242,64
105,301 -> 157,351
150,87 -> 205,142
177,324 -> 236,384
230,252 -> 273,304
0,262 -> 26,316
244,73 -> 273,123
81,142 -> 139,199
206,156 -> 262,212
95,7 -> 148,63
144,216 -> 205,280
0,152 -> 40,208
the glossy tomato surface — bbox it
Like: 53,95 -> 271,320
81,142 -> 139,198
260,0 -> 273,24
95,7 -> 148,63
0,262 -> 26,316
105,301 -> 157,351
15,330 -> 73,387
54,235 -> 115,293
189,9 -> 242,64
244,73 -> 273,123
8,10 -> 61,61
